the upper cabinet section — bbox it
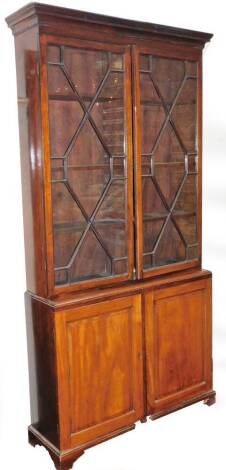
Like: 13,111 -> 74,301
6,3 -> 212,297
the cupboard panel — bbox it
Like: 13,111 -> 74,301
145,279 -> 212,416
55,295 -> 143,448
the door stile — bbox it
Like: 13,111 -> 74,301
132,46 -> 143,280
39,34 -> 55,295
124,47 -> 135,282
197,56 -> 203,264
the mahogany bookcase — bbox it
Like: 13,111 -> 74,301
6,3 -> 215,469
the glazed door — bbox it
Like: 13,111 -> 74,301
55,295 -> 143,449
133,45 -> 201,279
41,35 -> 134,293
145,278 -> 212,417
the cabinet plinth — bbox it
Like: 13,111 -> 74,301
6,3 -> 214,469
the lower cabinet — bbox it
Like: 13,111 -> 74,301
55,294 -> 144,449
26,272 -> 214,467
144,278 -> 213,418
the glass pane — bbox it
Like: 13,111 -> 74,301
173,214 -> 197,245
171,78 -> 197,153
67,120 -> 110,216
53,225 -> 84,268
91,71 -> 124,155
64,47 -> 109,98
69,229 -> 112,282
185,61 -> 197,77
140,73 -> 165,154
154,125 -> 185,163
153,57 -> 185,105
142,177 -> 168,219
139,54 -> 151,70
48,65 -> 73,96
154,219 -> 186,267
47,44 -> 128,286
111,53 -> 123,70
47,45 -> 61,63
94,180 -> 127,272
52,182 -> 86,226
139,54 -> 198,270
49,101 -> 84,157
173,175 -> 197,213
154,163 -> 185,207
113,258 -> 128,274
187,245 -> 198,260
52,182 -> 86,269
143,219 -> 165,255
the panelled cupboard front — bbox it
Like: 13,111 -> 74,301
6,3 -> 215,470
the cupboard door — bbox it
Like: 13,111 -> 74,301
145,278 -> 212,417
41,35 -> 134,293
55,295 -> 143,449
133,46 -> 201,278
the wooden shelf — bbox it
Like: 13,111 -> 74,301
141,100 -> 196,107
49,94 -> 123,102
142,161 -> 185,169
53,219 -> 126,232
143,210 -> 196,221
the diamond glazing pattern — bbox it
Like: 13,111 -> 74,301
140,55 -> 198,269
47,45 -> 128,285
